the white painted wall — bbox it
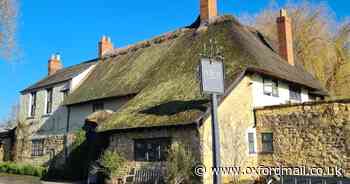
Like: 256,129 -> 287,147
68,97 -> 131,131
251,74 -> 311,107
19,65 -> 97,137
71,65 -> 95,91
19,82 -> 70,137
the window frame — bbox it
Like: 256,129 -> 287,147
261,133 -> 274,153
62,89 -> 70,99
289,85 -> 302,101
29,92 -> 37,117
92,102 -> 104,112
46,88 -> 53,114
31,139 -> 44,157
263,77 -> 279,97
308,93 -> 317,101
134,138 -> 171,162
247,131 -> 256,154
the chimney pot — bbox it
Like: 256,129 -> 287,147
98,36 -> 114,58
48,53 -> 63,75
280,9 -> 287,17
277,9 -> 295,66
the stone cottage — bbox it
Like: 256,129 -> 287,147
17,0 -> 350,183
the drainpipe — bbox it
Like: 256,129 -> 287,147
253,108 -> 257,128
64,106 -> 71,163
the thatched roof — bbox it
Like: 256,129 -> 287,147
21,60 -> 97,93
85,110 -> 114,125
63,15 -> 326,131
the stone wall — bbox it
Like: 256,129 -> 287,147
107,126 -> 200,171
14,132 -> 76,168
255,100 -> 350,176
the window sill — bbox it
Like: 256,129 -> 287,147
134,160 -> 166,162
26,116 -> 35,120
259,151 -> 274,155
42,114 -> 52,118
264,93 -> 279,98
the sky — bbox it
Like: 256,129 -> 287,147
0,0 -> 349,121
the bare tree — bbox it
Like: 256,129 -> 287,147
0,0 -> 18,61
240,1 -> 350,97
1,101 -> 19,127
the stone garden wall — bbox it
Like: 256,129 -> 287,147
255,99 -> 350,176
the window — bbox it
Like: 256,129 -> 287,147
261,133 -> 273,153
92,102 -> 104,112
62,89 -> 69,99
134,138 -> 171,162
308,93 -> 316,101
289,85 -> 301,101
248,132 -> 256,154
29,92 -> 37,117
263,77 -> 279,97
46,88 -> 53,114
32,139 -> 44,157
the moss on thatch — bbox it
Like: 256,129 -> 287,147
64,15 -> 324,131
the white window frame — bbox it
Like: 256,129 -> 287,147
28,93 -> 32,117
28,92 -> 37,117
45,88 -> 53,115
289,85 -> 302,102
263,77 -> 279,97
246,128 -> 257,155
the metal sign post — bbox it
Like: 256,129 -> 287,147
200,58 -> 224,184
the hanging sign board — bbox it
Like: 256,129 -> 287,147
200,58 -> 225,95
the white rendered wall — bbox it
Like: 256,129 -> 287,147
19,64 -> 96,137
68,97 -> 131,131
71,65 -> 95,91
251,74 -> 311,108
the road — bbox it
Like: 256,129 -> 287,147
0,174 -> 83,184
0,173 -> 41,184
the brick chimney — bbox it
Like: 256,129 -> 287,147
277,9 -> 295,66
48,54 -> 62,75
200,0 -> 217,22
98,36 -> 113,58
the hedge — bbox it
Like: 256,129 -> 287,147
0,162 -> 47,177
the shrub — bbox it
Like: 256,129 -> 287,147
0,162 -> 46,177
99,150 -> 127,178
165,143 -> 200,184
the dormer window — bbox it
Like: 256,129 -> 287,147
29,92 -> 37,117
289,85 -> 301,101
263,77 -> 279,97
46,88 -> 53,114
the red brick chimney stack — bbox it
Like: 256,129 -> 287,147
48,54 -> 62,75
200,0 -> 218,22
277,9 -> 295,66
98,36 -> 114,58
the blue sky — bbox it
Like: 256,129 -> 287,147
0,0 -> 349,120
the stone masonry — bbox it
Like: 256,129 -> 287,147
255,99 -> 350,176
